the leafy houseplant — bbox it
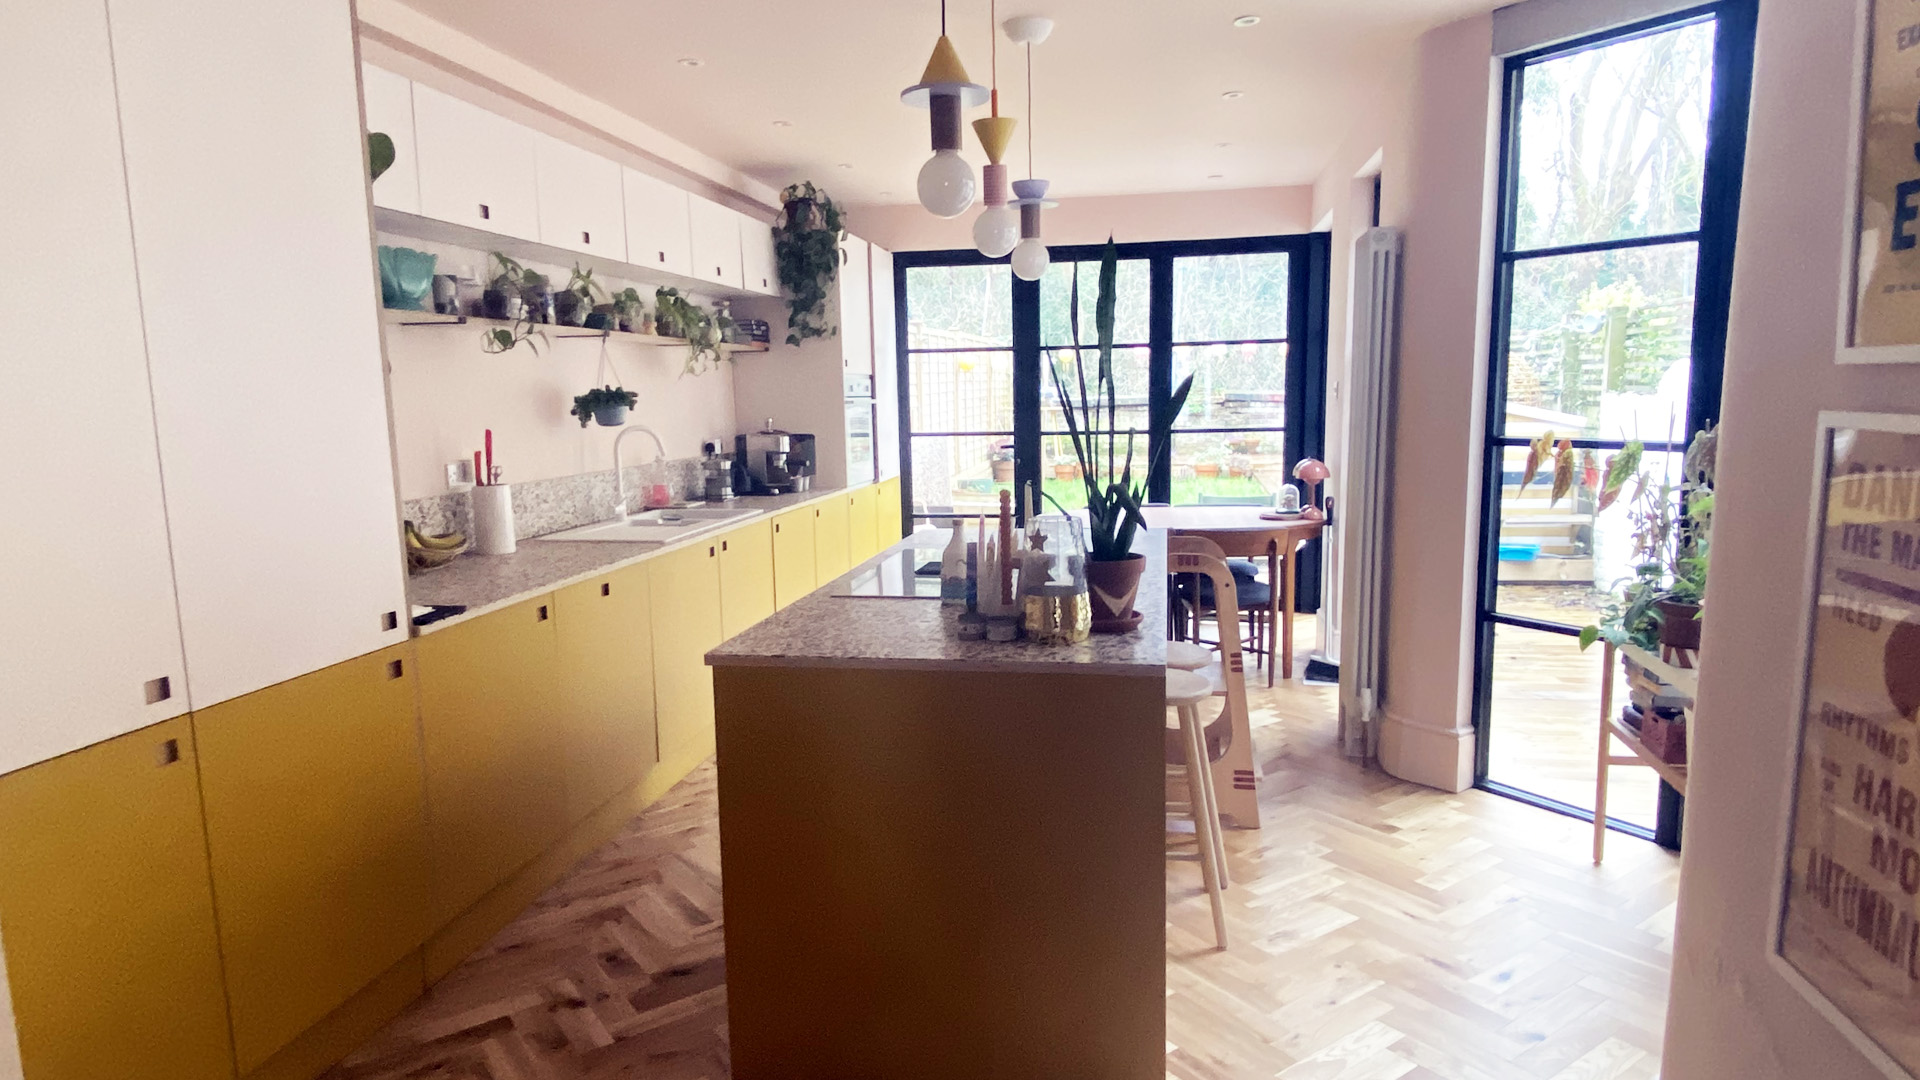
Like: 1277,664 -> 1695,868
772,181 -> 847,346
479,252 -> 548,355
611,287 -> 646,333
1579,424 -> 1718,655
1045,239 -> 1195,632
654,287 -> 729,375
570,386 -> 639,428
554,264 -> 605,327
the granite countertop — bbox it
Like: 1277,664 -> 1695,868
407,487 -> 853,633
706,529 -> 1167,676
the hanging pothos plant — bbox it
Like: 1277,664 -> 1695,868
772,181 -> 847,346
654,287 -> 731,376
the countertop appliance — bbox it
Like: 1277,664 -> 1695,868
738,420 -> 816,494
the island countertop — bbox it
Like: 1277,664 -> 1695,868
706,527 -> 1167,676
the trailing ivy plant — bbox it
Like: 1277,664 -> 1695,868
772,181 -> 847,346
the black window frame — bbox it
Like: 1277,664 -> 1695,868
1471,0 -> 1756,847
893,232 -> 1332,609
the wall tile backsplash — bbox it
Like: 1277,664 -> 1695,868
404,457 -> 704,541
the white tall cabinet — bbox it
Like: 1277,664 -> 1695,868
413,83 -> 541,241
0,0 -> 190,774
360,63 -> 420,215
870,245 -> 902,480
109,0 -> 409,708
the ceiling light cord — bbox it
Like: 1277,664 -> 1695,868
941,0 -> 947,38
1026,43 -> 1034,178
989,0 -> 998,116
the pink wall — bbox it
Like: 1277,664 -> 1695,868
1371,14 -> 1501,790
1662,0 -> 1920,1075
846,185 -> 1316,252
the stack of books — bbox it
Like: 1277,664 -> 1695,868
733,318 -> 771,344
1623,653 -> 1688,764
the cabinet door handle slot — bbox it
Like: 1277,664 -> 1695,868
582,230 -> 591,244
602,582 -> 612,597
387,659 -> 405,680
478,203 -> 491,220
143,676 -> 172,705
381,610 -> 400,632
155,739 -> 181,767
537,604 -> 550,622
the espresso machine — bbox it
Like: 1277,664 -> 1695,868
735,420 -> 816,494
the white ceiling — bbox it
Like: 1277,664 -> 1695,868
394,0 -> 1505,205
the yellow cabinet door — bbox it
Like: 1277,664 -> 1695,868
877,476 -> 903,549
0,718 -> 233,1080
814,496 -> 852,582
555,562 -> 657,824
771,506 -> 817,609
416,596 -> 567,926
719,519 -> 777,638
195,643 -> 431,1073
849,486 -> 880,564
649,540 -> 723,764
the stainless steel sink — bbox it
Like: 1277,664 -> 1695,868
541,505 -> 764,543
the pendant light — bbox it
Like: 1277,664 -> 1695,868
902,0 -> 988,218
1006,15 -> 1055,281
970,0 -> 1019,257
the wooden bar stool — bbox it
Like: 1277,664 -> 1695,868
1167,667 -> 1227,949
1168,537 -> 1262,829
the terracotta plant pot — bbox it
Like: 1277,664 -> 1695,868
991,460 -> 1016,482
1657,600 -> 1702,652
1193,463 -> 1222,479
1085,553 -> 1147,634
1052,464 -> 1079,481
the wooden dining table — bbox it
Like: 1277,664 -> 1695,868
1141,505 -> 1326,686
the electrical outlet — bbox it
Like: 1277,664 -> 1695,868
447,459 -> 475,491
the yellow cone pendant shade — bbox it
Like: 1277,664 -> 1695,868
973,116 -> 1017,164
900,35 -> 989,109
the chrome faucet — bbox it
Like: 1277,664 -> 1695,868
613,425 -> 667,519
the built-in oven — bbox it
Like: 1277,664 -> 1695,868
845,374 -> 876,486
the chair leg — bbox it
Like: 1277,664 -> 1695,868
1181,704 -> 1228,949
1197,720 -> 1229,888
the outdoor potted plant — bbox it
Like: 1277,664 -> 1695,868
1044,239 -> 1194,633
1191,447 -> 1224,479
772,181 -> 848,345
570,385 -> 639,428
989,441 -> 1016,483
1579,425 -> 1717,662
554,264 -> 604,327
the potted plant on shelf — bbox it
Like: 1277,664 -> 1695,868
570,385 -> 639,428
611,287 -> 646,333
772,181 -> 848,346
555,264 -> 605,327
1579,425 -> 1717,663
1045,239 -> 1195,633
478,253 -> 548,354
655,287 -> 730,375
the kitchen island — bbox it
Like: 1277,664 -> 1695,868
706,529 -> 1167,1080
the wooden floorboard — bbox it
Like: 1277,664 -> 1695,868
325,646 -> 1678,1080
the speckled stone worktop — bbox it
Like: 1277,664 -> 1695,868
707,530 -> 1167,676
406,487 -> 853,633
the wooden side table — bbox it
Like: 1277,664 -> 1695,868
1593,642 -> 1694,863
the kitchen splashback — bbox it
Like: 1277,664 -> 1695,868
404,456 -> 704,541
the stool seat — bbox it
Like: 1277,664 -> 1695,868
1167,640 -> 1215,671
1166,668 -> 1213,708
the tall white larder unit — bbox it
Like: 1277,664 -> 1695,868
869,244 -> 902,480
0,0 -> 189,773
108,0 -> 409,708
359,63 -> 420,215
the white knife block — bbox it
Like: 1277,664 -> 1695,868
470,484 -> 517,555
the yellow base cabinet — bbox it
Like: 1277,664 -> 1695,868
813,496 -> 852,583
719,519 -> 777,637
555,563 -> 657,824
849,485 -> 880,564
770,506 -> 817,609
416,596 -> 567,927
650,540 -> 723,763
194,643 -> 432,1074
0,718 -> 234,1080
877,476 -> 903,547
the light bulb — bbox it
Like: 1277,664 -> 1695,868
1011,237 -> 1050,281
972,205 -> 1020,258
917,149 -> 977,218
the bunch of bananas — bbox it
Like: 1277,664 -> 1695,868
404,521 -> 468,573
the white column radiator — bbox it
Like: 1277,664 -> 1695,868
1338,227 -> 1403,760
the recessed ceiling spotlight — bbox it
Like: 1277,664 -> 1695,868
1221,90 -> 1245,100
676,57 -> 704,67
838,162 -> 854,170
1233,14 -> 1260,27
1207,174 -> 1226,181
772,119 -> 793,128
878,191 -> 893,198
1216,141 -> 1233,149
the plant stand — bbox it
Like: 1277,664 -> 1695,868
1593,642 -> 1695,864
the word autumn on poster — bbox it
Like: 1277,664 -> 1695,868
1781,419 -> 1920,1075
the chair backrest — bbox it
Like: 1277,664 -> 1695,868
1167,536 -> 1250,731
1195,493 -> 1271,507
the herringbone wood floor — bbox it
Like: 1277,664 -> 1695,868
326,657 -> 1679,1080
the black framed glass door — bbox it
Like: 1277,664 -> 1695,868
1473,1 -> 1755,846
894,234 -> 1331,606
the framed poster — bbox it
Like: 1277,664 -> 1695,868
1839,0 -> 1920,363
1773,412 -> 1920,1078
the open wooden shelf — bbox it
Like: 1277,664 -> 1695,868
379,307 -> 769,354
1602,712 -> 1688,795
1619,642 -> 1698,697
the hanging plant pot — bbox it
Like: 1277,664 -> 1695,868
593,403 -> 629,427
785,197 -> 817,229
1085,554 -> 1147,634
